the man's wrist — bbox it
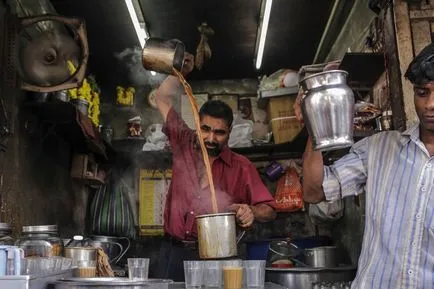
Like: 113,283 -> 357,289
250,205 -> 257,218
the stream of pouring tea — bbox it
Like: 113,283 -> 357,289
173,68 -> 219,214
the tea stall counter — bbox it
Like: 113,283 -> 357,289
169,282 -> 287,289
0,268 -> 74,289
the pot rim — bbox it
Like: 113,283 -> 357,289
299,69 -> 348,84
64,246 -> 98,251
22,225 -> 57,233
195,212 -> 236,219
265,265 -> 357,272
304,245 -> 337,251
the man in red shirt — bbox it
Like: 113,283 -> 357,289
153,53 -> 276,281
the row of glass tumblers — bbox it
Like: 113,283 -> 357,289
184,260 -> 266,289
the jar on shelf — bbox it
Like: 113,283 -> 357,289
0,223 -> 14,245
381,110 -> 393,130
15,225 -> 63,257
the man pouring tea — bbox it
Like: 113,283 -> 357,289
152,53 -> 276,281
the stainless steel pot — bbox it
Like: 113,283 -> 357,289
84,235 -> 130,264
304,246 -> 337,268
71,99 -> 89,116
64,247 -> 97,265
142,38 -> 185,75
300,70 -> 355,151
53,90 -> 69,102
266,266 -> 356,289
196,212 -> 243,259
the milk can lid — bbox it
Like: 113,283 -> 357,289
22,225 -> 58,233
0,223 -> 11,231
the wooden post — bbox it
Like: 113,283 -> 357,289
394,0 -> 418,127
383,4 -> 406,131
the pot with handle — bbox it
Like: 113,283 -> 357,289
142,38 -> 185,75
84,235 -> 130,265
64,247 -> 97,266
304,246 -> 337,268
196,212 -> 246,259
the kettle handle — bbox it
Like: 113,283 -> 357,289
236,230 -> 246,244
113,237 -> 130,264
109,242 -> 124,264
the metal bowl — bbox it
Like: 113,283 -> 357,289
266,266 -> 356,289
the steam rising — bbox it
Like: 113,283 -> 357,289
114,46 -> 166,87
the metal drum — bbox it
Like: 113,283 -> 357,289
266,266 -> 357,289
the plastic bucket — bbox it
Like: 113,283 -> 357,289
246,241 -> 270,260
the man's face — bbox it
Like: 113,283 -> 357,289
414,82 -> 434,133
199,115 -> 230,156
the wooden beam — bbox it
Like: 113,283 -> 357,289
409,9 -> 434,20
394,0 -> 418,126
384,5 -> 406,131
411,20 -> 432,55
431,21 -> 434,38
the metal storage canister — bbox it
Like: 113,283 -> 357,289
0,223 -> 14,245
15,225 -> 63,257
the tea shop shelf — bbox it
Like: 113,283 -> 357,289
111,137 -> 147,153
353,129 -> 377,139
232,127 -> 308,162
110,137 -> 173,167
24,100 -> 108,159
73,175 -> 105,188
257,85 -> 299,109
340,52 -> 385,87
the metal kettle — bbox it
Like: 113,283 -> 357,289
83,235 -> 130,265
299,70 -> 355,151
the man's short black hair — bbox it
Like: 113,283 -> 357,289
199,100 -> 234,127
405,42 -> 434,85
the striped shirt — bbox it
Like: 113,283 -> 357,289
323,123 -> 434,289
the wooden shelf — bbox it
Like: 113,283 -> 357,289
111,137 -> 147,153
109,127 -> 378,164
340,52 -> 385,87
110,128 -> 308,163
233,128 -> 308,161
24,100 -> 108,159
73,176 -> 105,187
257,86 -> 299,109
353,129 -> 377,139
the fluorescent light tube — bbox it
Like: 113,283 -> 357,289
125,0 -> 148,48
255,0 -> 273,70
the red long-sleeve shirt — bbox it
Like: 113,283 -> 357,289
162,108 -> 275,240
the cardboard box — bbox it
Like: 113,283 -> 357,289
267,96 -> 302,144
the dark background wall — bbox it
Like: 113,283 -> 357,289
0,0 -> 373,270
0,1 -> 84,239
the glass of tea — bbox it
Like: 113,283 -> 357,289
222,259 -> 243,289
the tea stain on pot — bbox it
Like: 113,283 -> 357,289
196,213 -> 238,259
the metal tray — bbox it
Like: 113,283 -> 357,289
54,278 -> 172,289
0,268 -> 74,289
